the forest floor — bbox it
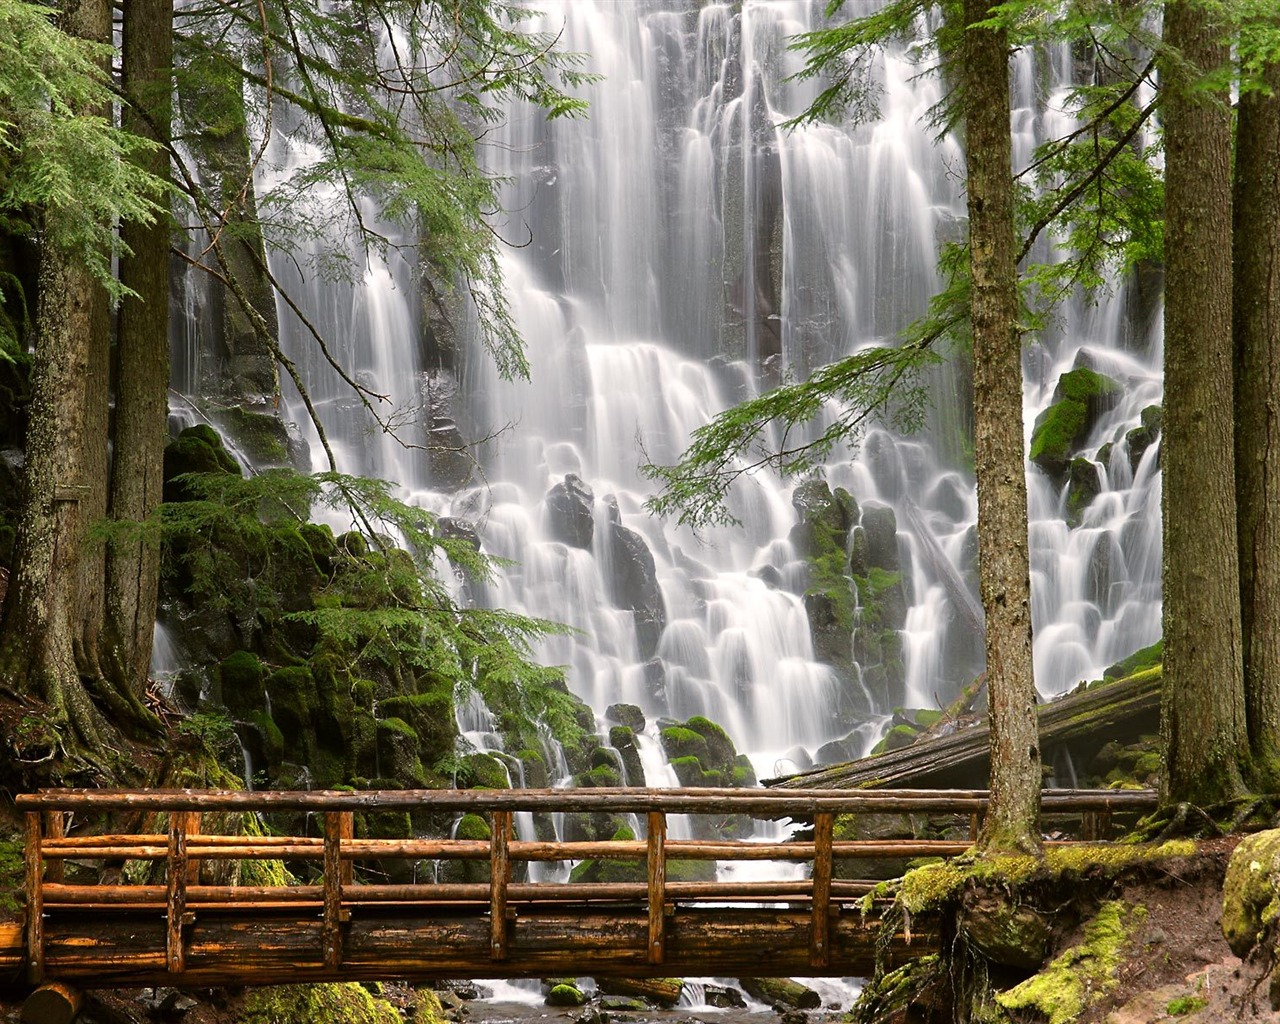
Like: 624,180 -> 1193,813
1,837 -> 1278,1024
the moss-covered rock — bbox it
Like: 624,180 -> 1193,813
213,405 -> 293,465
241,984 -> 400,1024
1065,455 -> 1102,526
1222,828 -> 1280,957
163,424 -> 241,502
545,984 -> 586,1007
1030,368 -> 1123,476
687,715 -> 737,773
219,650 -> 266,719
461,751 -> 510,789
960,895 -> 1051,970
660,725 -> 710,764
609,725 -> 645,785
1125,403 -> 1162,472
1104,639 -> 1163,679
606,703 -> 646,731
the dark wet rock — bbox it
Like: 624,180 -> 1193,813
750,564 -> 784,589
704,986 -> 748,1010
606,522 -> 666,659
605,703 -> 646,731
437,517 -> 481,551
1065,456 -> 1102,527
852,502 -> 901,574
1126,403 -> 1162,473
546,474 -> 596,549
926,473 -> 969,522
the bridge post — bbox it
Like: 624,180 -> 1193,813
43,812 -> 64,885
167,812 -> 191,972
647,811 -> 666,964
490,811 -> 512,960
810,813 -> 833,968
24,811 -> 43,984
323,811 -> 348,970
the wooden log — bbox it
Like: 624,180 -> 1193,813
771,670 -> 1163,790
25,811 -> 43,984
490,810 -> 511,961
810,813 -> 832,968
598,976 -> 683,1007
646,811 -> 666,964
38,905 -> 935,985
166,815 -> 188,973
14,785 -> 1159,816
43,813 -> 65,885
339,812 -> 354,886
185,813 -> 202,884
323,811 -> 344,970
21,982 -> 82,1024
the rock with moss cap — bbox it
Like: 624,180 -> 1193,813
240,983 -> 402,1024
163,424 -> 241,502
1029,367 -> 1123,476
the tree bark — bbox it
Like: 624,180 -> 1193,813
1233,55 -> 1280,785
963,0 -> 1042,854
0,0 -> 113,750
105,0 -> 174,712
1160,0 -> 1247,804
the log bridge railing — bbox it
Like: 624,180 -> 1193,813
7,787 -> 1158,988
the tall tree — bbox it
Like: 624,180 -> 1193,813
103,0 -> 174,714
0,0 -> 117,750
1159,0 -> 1248,805
1233,46 -> 1280,786
963,0 -> 1041,855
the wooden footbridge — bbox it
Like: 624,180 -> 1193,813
3,787 -> 1157,991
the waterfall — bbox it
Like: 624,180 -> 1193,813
254,0 -> 1162,776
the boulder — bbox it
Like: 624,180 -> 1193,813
606,522 -> 666,659
1029,368 -> 1124,476
545,474 -> 595,549
1065,456 -> 1102,526
605,703 -> 645,731
1125,403 -> 1162,473
852,502 -> 901,574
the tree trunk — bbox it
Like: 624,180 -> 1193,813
963,0 -> 1042,854
0,0 -> 114,751
1233,55 -> 1280,786
1160,0 -> 1247,805
104,0 -> 174,713
0,237 -> 104,746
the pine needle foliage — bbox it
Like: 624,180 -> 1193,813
161,468 -> 581,740
0,0 -> 163,299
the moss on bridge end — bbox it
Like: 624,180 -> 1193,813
849,840 -> 1199,1024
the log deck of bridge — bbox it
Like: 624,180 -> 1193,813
4,787 -> 1158,989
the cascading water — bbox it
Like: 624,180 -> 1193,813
250,0 -> 1163,801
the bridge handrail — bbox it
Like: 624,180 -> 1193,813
17,786 -> 1158,984
15,785 -> 1158,813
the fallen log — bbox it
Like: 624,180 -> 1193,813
770,667 -> 1161,791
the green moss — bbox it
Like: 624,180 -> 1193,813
1166,995 -> 1207,1016
242,984 -> 400,1024
660,726 -> 709,763
219,650 -> 266,718
546,984 -> 586,1007
687,715 -> 737,770
668,755 -> 706,787
455,813 -> 491,842
0,839 -> 23,916
1222,828 -> 1280,956
215,406 -> 291,464
996,901 -> 1146,1024
376,716 -> 418,740
412,989 -> 447,1024
1030,398 -> 1089,468
462,752 -> 510,789
1104,639 -> 1164,679
581,763 -> 621,788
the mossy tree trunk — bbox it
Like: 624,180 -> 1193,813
1233,49 -> 1280,787
0,0 -> 115,752
1160,0 -> 1248,804
103,0 -> 174,717
963,0 -> 1042,854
